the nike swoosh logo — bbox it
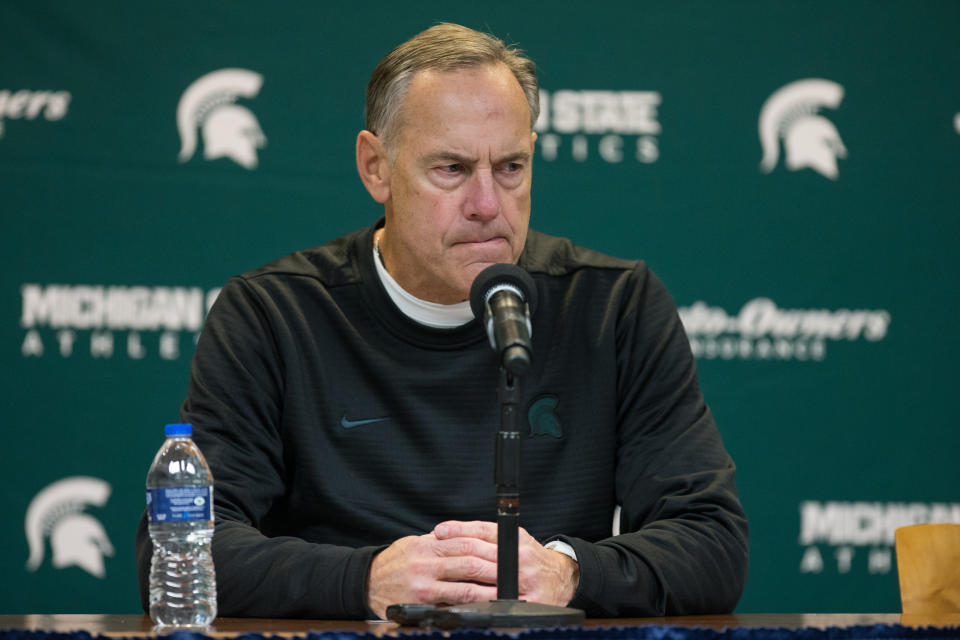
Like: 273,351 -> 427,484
340,415 -> 388,429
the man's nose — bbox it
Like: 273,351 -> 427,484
464,170 -> 499,220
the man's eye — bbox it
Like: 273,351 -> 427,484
439,164 -> 463,173
503,162 -> 523,173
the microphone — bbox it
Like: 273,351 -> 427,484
469,264 -> 538,376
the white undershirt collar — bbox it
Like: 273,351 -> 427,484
373,239 -> 474,329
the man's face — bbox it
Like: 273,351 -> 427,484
377,63 -> 535,304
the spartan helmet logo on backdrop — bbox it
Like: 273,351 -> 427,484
25,476 -> 114,578
758,78 -> 847,180
177,68 -> 267,169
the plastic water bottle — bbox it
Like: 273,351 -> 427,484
146,423 -> 217,627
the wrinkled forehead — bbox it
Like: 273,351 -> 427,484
401,65 -> 530,128
424,63 -> 523,103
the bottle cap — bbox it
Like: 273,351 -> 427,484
164,423 -> 193,437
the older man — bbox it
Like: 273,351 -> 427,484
137,23 -> 748,620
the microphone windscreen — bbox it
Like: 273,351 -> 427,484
469,264 -> 538,320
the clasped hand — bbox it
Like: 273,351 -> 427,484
366,520 -> 579,620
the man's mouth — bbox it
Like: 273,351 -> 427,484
457,236 -> 506,246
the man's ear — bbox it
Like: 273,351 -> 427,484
356,130 -> 391,204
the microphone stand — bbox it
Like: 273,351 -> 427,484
495,367 -> 522,600
427,368 -> 585,629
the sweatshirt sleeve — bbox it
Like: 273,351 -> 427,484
557,266 -> 749,616
135,276 -> 382,619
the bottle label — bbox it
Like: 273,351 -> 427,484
147,486 -> 213,522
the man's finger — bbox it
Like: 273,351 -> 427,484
436,555 -> 498,585
433,536 -> 498,562
434,520 -> 498,542
430,581 -> 499,606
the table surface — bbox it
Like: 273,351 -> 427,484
3,613 -> 960,636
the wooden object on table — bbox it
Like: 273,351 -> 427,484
896,523 -> 960,614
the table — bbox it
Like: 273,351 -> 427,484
3,614 -> 960,638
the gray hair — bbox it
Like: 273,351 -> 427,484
365,23 -> 539,152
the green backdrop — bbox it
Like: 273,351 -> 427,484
3,0 -> 959,615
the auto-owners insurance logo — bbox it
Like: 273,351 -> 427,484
534,89 -> 661,164
679,298 -> 891,362
0,89 -> 71,140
